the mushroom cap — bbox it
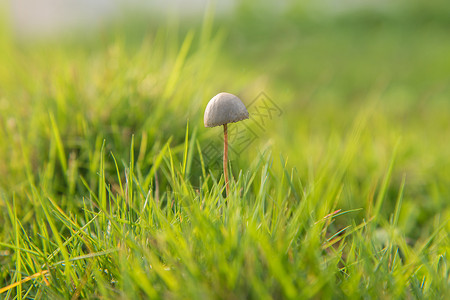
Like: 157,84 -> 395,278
204,92 -> 249,127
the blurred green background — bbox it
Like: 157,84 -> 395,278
2,0 -> 449,230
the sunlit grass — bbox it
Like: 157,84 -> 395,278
1,3 -> 449,299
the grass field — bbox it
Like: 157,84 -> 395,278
1,1 -> 449,299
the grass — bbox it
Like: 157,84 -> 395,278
1,2 -> 449,299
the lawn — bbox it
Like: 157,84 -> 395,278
0,1 -> 449,299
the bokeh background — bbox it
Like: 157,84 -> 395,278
3,0 -> 449,224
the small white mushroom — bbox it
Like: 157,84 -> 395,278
204,92 -> 249,197
204,92 -> 249,127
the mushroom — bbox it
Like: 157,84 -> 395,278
204,92 -> 249,197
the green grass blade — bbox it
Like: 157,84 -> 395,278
49,112 -> 67,174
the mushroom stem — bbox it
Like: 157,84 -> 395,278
223,123 -> 230,197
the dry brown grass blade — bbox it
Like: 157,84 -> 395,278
0,270 -> 49,294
